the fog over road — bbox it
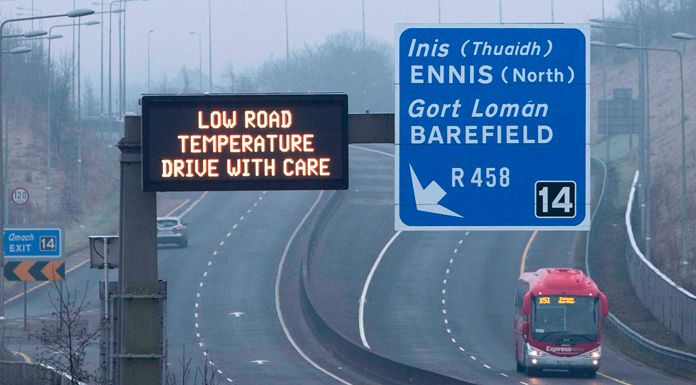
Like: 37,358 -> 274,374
4,146 -> 692,385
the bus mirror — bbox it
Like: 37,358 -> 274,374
599,293 -> 609,317
522,293 -> 531,315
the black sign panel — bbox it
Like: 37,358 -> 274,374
141,94 -> 348,191
535,181 -> 576,218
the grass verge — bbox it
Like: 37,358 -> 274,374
577,146 -> 696,381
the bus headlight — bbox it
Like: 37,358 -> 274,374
527,344 -> 546,357
582,347 -> 601,359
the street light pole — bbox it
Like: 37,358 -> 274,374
284,0 -> 289,90
108,0 -> 122,118
671,32 -> 696,282
208,0 -> 213,91
190,32 -> 202,92
591,20 -> 648,255
0,45 -> 31,318
618,42 -> 689,282
147,29 -> 153,92
361,0 -> 365,49
0,7 -> 95,319
550,0 -> 554,22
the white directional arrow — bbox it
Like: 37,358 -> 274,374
250,360 -> 269,365
228,312 -> 245,318
409,164 -> 462,218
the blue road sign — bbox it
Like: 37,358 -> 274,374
395,24 -> 590,231
3,228 -> 62,259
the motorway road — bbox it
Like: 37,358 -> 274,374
310,144 -> 694,385
5,186 -> 378,383
4,144 -> 693,385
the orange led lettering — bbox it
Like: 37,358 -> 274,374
282,158 -> 331,177
189,136 -> 201,153
161,159 -> 219,178
198,111 -> 209,129
292,135 -> 303,152
244,110 -> 293,129
303,134 -> 315,152
199,110 -> 237,129
538,296 -> 550,304
226,158 -> 276,177
178,135 -> 190,153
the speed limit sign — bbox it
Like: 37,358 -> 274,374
11,187 -> 29,205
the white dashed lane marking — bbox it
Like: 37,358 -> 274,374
193,193 -> 266,382
441,237 -> 515,383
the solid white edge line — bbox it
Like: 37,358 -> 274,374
165,198 -> 191,217
352,143 -> 398,351
274,190 -> 352,385
349,144 -> 394,159
179,191 -> 209,218
358,230 -> 402,350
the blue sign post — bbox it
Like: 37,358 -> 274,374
3,228 -> 62,259
396,24 -> 590,231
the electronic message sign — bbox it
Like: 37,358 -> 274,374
395,24 -> 589,231
141,94 -> 348,191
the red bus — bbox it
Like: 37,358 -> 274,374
514,268 -> 608,378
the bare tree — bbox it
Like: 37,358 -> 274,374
34,281 -> 100,385
82,78 -> 99,117
166,348 -> 221,385
180,66 -> 191,93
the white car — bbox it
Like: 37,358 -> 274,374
156,217 -> 188,247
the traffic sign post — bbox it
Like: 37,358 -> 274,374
395,24 -> 590,231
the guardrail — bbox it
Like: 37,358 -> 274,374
584,160 -> 696,372
624,170 -> 696,348
299,190 -> 472,385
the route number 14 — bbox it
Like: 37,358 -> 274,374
535,181 -> 576,218
39,236 -> 57,252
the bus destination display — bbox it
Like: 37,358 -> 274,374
141,94 -> 348,192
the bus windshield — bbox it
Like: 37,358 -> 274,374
531,295 -> 598,344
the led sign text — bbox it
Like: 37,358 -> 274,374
142,94 -> 348,191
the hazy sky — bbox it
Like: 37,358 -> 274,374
2,0 -> 621,89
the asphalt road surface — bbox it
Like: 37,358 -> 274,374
4,145 -> 693,385
310,144 -> 694,385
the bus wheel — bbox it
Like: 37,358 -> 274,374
516,360 -> 524,372
525,366 -> 538,377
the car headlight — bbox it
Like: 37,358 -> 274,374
527,344 -> 546,357
582,347 -> 601,359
